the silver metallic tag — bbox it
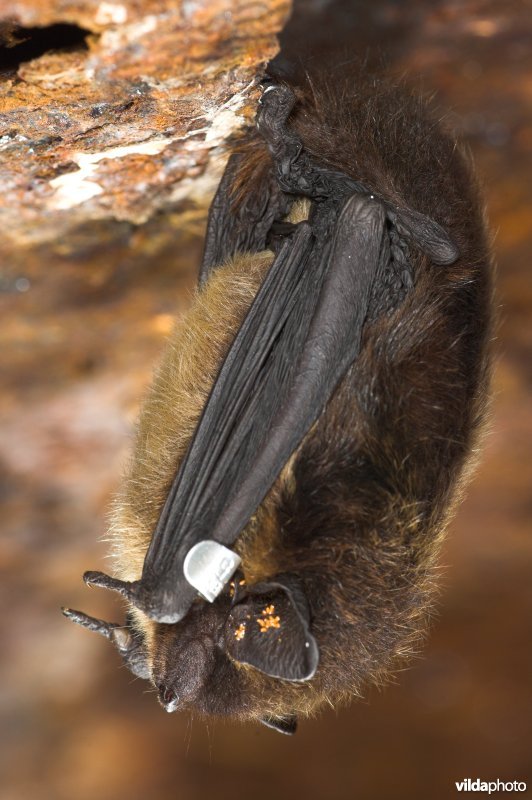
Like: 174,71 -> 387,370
183,540 -> 241,602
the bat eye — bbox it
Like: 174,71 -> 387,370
157,684 -> 179,712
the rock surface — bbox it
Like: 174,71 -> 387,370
0,0 -> 289,249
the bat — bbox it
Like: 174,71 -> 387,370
63,64 -> 493,735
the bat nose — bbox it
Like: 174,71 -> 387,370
157,684 -> 179,713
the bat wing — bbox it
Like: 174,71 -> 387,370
198,147 -> 291,286
85,192 -> 389,634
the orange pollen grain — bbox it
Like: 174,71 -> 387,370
257,615 -> 281,632
234,623 -> 246,641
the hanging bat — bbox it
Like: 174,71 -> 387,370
62,64 -> 493,735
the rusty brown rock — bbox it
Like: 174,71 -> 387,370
0,0 -> 290,248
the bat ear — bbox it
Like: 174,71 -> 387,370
223,577 -> 319,682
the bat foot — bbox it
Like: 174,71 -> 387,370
257,83 -> 351,201
256,83 -> 301,168
257,81 -> 294,113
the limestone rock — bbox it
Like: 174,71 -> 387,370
0,0 -> 290,248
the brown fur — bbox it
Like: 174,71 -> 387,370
109,68 -> 493,724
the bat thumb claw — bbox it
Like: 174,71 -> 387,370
83,570 -> 141,604
61,606 -> 118,639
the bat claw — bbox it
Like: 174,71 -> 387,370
83,570 -> 141,603
62,606 -> 151,679
258,83 -> 277,104
61,606 -> 118,639
81,571 -> 186,624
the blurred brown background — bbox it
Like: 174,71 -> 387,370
1,1 -> 531,799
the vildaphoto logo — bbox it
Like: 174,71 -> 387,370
456,779 -> 527,794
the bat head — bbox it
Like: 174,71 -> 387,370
150,598 -> 240,715
63,573 -> 318,733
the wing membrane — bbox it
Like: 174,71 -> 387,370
139,195 -> 388,622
